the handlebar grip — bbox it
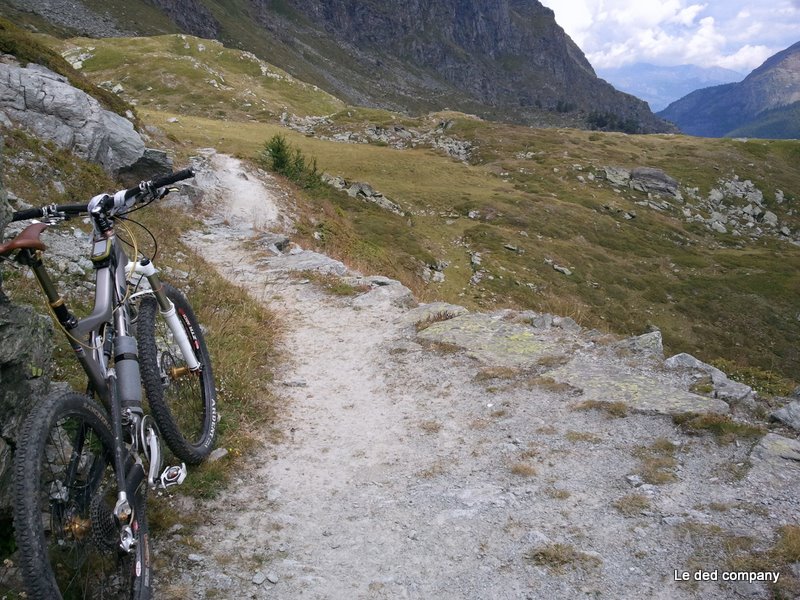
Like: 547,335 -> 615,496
152,168 -> 195,190
11,207 -> 45,222
122,168 -> 196,201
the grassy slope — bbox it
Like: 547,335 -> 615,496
66,34 -> 344,120
45,33 -> 800,382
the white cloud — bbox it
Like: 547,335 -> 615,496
539,0 -> 800,72
670,4 -> 707,26
716,44 -> 774,70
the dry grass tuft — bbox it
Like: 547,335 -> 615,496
565,430 -> 603,443
509,462 -> 537,477
525,543 -> 602,572
419,420 -> 443,434
527,377 -> 583,396
415,310 -> 462,332
612,493 -> 651,516
633,437 -> 678,485
572,399 -> 628,418
544,487 -> 571,500
294,270 -> 371,296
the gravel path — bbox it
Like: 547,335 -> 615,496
162,152 -> 799,600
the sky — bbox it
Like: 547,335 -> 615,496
538,0 -> 800,73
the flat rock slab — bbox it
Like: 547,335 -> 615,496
401,302 -> 469,328
548,356 -> 730,416
352,282 -> 415,309
416,313 -> 564,367
259,251 -> 349,276
751,433 -> 800,466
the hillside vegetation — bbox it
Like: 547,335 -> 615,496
49,33 -> 800,382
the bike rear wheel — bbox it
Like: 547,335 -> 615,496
13,390 -> 151,599
137,283 -> 217,465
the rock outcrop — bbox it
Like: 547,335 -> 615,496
146,0 -> 220,39
249,0 -> 673,132
3,0 -> 133,37
598,165 -> 796,243
0,58 -> 146,174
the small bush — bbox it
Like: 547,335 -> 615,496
633,437 -> 678,484
509,462 -> 537,477
257,134 -> 322,189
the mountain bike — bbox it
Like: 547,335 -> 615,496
0,168 -> 217,598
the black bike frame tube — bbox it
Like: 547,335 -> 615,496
106,372 -> 129,497
62,420 -> 89,496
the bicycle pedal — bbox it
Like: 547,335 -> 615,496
159,463 -> 187,488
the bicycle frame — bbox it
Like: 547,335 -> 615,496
15,218 -> 191,544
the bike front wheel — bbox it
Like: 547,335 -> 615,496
137,283 -> 218,465
13,390 -> 152,599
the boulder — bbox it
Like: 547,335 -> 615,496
0,61 -> 146,174
549,355 -> 729,416
416,312 -> 567,368
352,278 -> 415,309
613,330 -> 664,361
117,148 -> 174,185
402,302 -> 468,328
260,250 -> 349,276
770,400 -> 800,431
602,167 -> 631,187
630,167 -> 680,199
664,353 -> 755,407
751,433 -> 800,465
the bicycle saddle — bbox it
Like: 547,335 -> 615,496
0,222 -> 48,256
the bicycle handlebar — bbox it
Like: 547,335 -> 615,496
10,168 -> 196,222
122,167 -> 196,201
10,203 -> 87,222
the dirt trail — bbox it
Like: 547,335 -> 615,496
166,152 -> 798,600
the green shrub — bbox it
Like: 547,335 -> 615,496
257,134 -> 322,189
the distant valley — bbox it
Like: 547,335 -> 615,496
597,63 -> 743,112
658,41 -> 800,139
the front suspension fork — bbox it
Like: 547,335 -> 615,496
129,259 -> 200,371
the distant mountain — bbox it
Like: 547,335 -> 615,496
1,0 -> 674,133
597,63 -> 743,112
658,41 -> 800,138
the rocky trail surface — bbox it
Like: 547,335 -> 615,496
162,151 -> 800,599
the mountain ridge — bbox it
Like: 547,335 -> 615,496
1,0 -> 673,133
658,41 -> 800,138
